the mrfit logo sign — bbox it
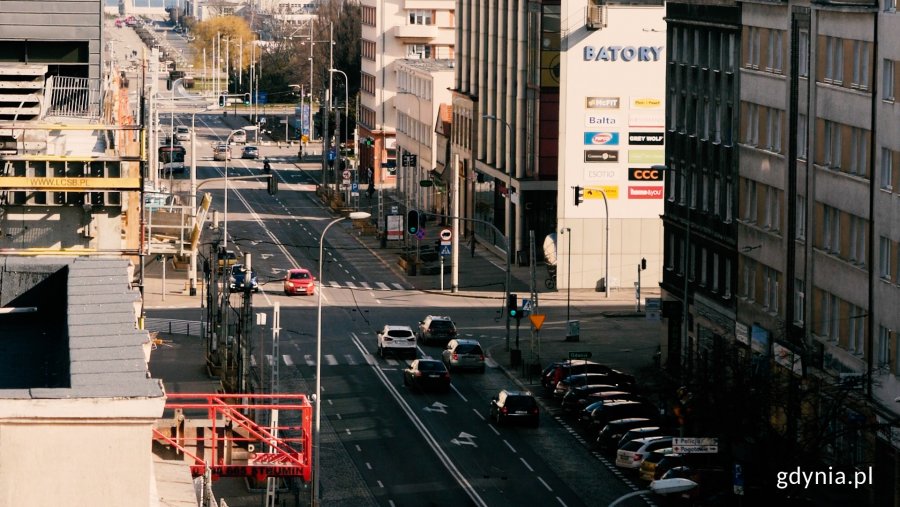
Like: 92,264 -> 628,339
584,150 -> 619,163
628,168 -> 664,181
585,97 -> 620,109
628,132 -> 665,145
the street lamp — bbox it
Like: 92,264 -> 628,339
561,227 -> 572,322
313,211 -> 371,507
222,130 -> 238,248
608,478 -> 697,506
188,104 -> 219,295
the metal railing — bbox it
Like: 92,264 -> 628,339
144,317 -> 202,337
46,76 -> 102,118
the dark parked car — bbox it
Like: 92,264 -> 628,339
417,315 -> 458,345
229,264 -> 259,292
241,145 -> 259,159
543,360 -> 613,391
589,400 -> 659,431
553,372 -> 636,398
641,451 -> 684,482
596,418 -> 662,450
562,387 -> 641,414
490,390 -> 539,427
403,359 -> 451,392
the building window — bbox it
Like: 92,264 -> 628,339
744,102 -> 759,146
766,108 -> 782,153
679,170 -> 687,204
700,248 -> 708,286
797,114 -> 808,160
849,215 -> 867,266
764,266 -> 779,314
848,127 -> 868,177
713,176 -> 721,218
798,30 -> 810,78
746,26 -> 760,69
701,173 -> 709,212
712,252 -> 720,292
689,244 -> 697,281
666,232 -> 675,270
849,305 -> 865,355
724,258 -> 732,298
823,205 -> 841,255
668,171 -> 677,202
767,30 -> 783,74
794,281 -> 805,325
824,120 -> 842,169
881,148 -> 894,190
725,179 -> 733,223
406,44 -> 432,59
408,9 -> 433,25
796,196 -> 806,241
690,172 -> 698,209
851,41 -> 870,91
877,326 -> 891,367
880,236 -> 893,280
742,258 -> 756,300
764,185 -> 781,232
887,0 -> 897,13
825,36 -> 844,85
885,60 -> 896,102
743,179 -> 757,223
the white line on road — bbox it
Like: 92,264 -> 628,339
345,429 -> 351,435
282,354 -> 294,366
364,354 -> 376,365
365,462 -> 372,470
451,384 -> 468,402
377,480 -> 384,488
556,497 -> 568,507
503,440 -> 517,453
519,457 -> 534,472
325,354 -> 338,365
391,283 -> 404,290
329,281 -> 340,288
360,281 -> 371,289
376,282 -> 390,290
345,281 -> 357,288
489,425 -> 500,436
304,354 -> 314,366
537,476 -> 552,492
472,409 -> 485,421
344,269 -> 350,274
336,413 -> 342,420
355,445 -> 361,452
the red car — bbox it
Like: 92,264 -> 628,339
283,268 -> 316,296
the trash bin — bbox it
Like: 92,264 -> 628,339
510,349 -> 522,368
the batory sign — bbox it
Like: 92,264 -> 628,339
583,46 -> 664,62
584,150 -> 619,163
584,132 -> 619,145
628,132 -> 665,145
628,168 -> 664,181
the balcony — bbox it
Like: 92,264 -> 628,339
394,24 -> 439,40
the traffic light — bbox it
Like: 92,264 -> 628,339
574,185 -> 584,206
267,175 -> 278,195
407,210 -> 419,235
218,94 -> 226,107
507,292 -> 518,318
641,258 -> 647,270
166,78 -> 172,91
364,136 -> 375,147
243,93 -> 251,105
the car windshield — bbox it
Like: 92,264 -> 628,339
621,441 -> 644,452
505,396 -> 536,410
429,320 -> 453,330
455,344 -> 483,355
387,329 -> 413,338
290,271 -> 311,280
417,361 -> 444,372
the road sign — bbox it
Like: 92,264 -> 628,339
672,437 -> 719,454
529,314 -> 546,331
342,170 -> 351,180
391,206 -> 399,214
351,182 -> 359,197
439,244 -> 451,256
440,228 -> 452,242
569,351 -> 592,360
328,148 -> 337,161
415,228 -> 426,240
521,299 -> 533,313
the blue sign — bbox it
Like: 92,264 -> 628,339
439,244 -> 451,256
351,182 -> 358,192
256,91 -> 268,105
301,104 -> 310,136
583,132 -> 619,145
328,148 -> 337,161
415,228 -> 426,240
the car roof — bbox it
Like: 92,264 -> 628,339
244,145 -> 258,149
384,324 -> 414,331
451,338 -> 479,345
426,315 -> 452,320
500,389 -> 533,397
288,267 -> 311,273
633,436 -> 672,446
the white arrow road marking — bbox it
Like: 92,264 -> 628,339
423,402 -> 448,414
450,432 -> 478,447
304,354 -> 315,366
271,267 -> 284,274
282,354 -> 294,366
260,254 -> 273,260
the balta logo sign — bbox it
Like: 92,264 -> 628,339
628,132 -> 665,145
584,132 -> 619,145
628,186 -> 664,199
584,114 -> 618,127
628,168 -> 664,181
584,150 -> 619,163
585,97 -> 620,109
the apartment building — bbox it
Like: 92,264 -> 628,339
358,0 -> 455,196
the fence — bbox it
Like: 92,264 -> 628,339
47,75 -> 102,118
144,317 -> 202,337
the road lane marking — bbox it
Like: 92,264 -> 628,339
537,476 -> 552,492
488,425 -> 500,436
391,283 -> 404,290
451,384 -> 468,402
376,282 -> 390,290
345,429 -> 351,435
556,497 -> 568,507
283,354 -> 294,366
349,332 -> 488,507
472,409 -> 485,421
344,354 -> 357,365
360,281 -> 372,289
365,462 -> 372,470
377,480 -> 384,488
503,440 -> 517,453
336,413 -> 342,420
355,445 -> 361,452
328,281 -> 340,288
520,457 -> 534,472
325,354 -> 338,365
346,281 -> 357,288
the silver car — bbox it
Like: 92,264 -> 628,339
441,339 -> 485,373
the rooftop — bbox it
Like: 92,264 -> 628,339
0,256 -> 163,400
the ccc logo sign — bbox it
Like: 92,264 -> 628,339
628,168 -> 663,181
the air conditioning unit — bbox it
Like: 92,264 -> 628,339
586,5 -> 606,30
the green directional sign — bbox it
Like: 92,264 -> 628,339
569,351 -> 592,360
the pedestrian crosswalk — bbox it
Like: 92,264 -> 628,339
324,280 -> 408,291
250,352 -> 500,370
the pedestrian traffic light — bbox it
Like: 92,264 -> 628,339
267,174 -> 278,195
507,292 -> 518,318
574,185 -> 584,206
218,94 -> 226,107
407,210 -> 419,235
243,93 -> 251,105
641,257 -> 647,270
